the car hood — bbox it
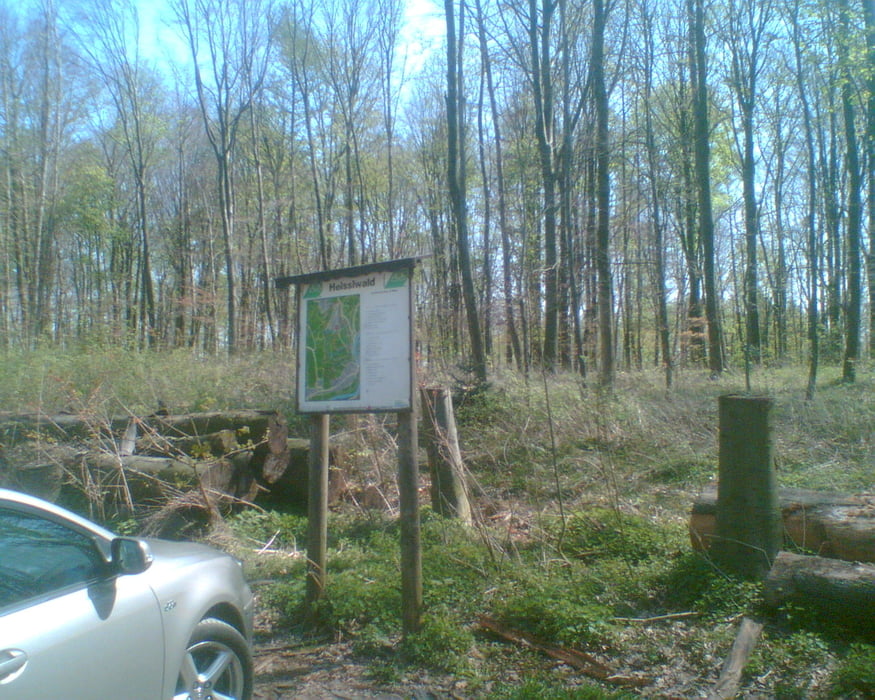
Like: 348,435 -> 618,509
143,537 -> 230,566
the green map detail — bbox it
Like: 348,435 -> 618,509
385,271 -> 407,289
305,295 -> 361,402
303,282 -> 323,299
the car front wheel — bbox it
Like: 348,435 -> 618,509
173,618 -> 253,700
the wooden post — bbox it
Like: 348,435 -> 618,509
397,408 -> 422,634
305,413 -> 330,609
420,386 -> 472,525
713,394 -> 781,579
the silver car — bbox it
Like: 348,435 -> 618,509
0,488 -> 254,700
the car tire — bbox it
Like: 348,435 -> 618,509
174,617 -> 253,700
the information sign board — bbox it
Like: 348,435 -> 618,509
289,261 -> 414,414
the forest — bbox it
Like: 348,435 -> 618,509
0,0 -> 873,391
3,1 -> 875,693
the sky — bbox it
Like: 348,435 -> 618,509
132,0 -> 446,82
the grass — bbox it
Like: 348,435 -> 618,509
1,348 -> 874,696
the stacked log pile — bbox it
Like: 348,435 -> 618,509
691,484 -> 875,641
0,410 -> 327,533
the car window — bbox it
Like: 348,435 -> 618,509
0,508 -> 105,611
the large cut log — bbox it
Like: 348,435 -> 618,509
0,442 -> 257,506
260,412 -> 291,483
136,429 -> 241,458
255,437 -> 340,507
0,412 -> 131,444
691,485 -> 875,563
137,410 -> 275,441
764,551 -> 875,637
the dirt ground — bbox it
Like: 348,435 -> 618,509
252,640 -> 461,699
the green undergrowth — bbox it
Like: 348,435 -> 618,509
2,348 -> 873,695
230,501 -> 873,696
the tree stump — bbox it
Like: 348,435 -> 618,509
712,394 -> 782,579
420,386 -> 472,525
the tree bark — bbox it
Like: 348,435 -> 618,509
592,0 -> 614,389
839,0 -> 862,383
689,0 -> 724,374
474,0 -> 522,371
445,0 -> 487,385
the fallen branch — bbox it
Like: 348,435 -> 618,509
707,616 -> 764,700
613,611 -> 701,624
477,615 -> 650,689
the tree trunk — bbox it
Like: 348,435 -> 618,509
526,0 -> 559,370
445,0 -> 487,385
641,3 -> 673,387
840,0 -> 862,383
690,0 -> 724,374
592,0 -> 614,389
790,0 -> 820,400
474,0 -> 522,371
866,0 -> 875,358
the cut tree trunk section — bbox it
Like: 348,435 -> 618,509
691,485 -> 875,563
712,394 -> 782,579
764,551 -> 875,638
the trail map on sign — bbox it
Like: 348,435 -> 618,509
305,295 -> 361,402
294,263 -> 413,413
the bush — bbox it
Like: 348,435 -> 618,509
829,644 -> 875,698
229,509 -> 308,550
557,508 -> 672,563
400,611 -> 475,674
490,572 -> 614,650
657,553 -> 761,620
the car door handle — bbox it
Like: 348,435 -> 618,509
0,649 -> 28,682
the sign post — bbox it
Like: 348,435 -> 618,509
276,258 -> 421,632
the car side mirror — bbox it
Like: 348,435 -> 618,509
110,537 -> 153,575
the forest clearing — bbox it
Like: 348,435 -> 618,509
3,0 -> 875,694
1,349 -> 874,698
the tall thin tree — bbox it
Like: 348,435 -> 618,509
445,0 -> 487,384
690,0 -> 723,374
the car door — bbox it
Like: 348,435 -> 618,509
0,507 -> 165,700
